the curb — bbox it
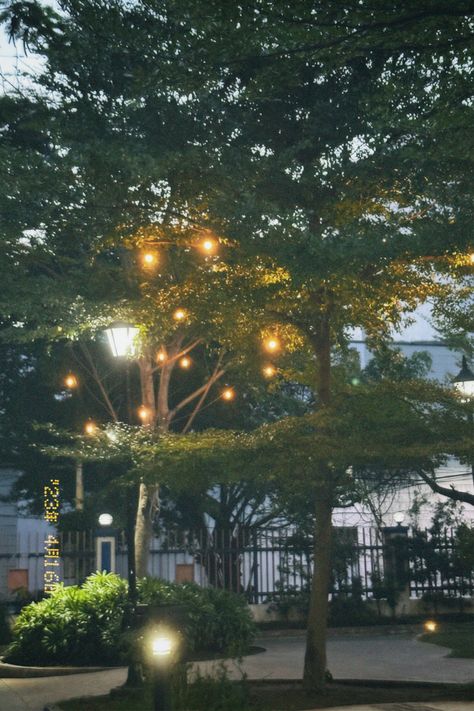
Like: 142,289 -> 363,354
0,660 -> 124,678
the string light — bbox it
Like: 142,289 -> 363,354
179,356 -> 192,369
263,337 -> 281,354
84,420 -> 97,435
263,365 -> 276,378
222,387 -> 235,401
156,350 -> 167,363
142,251 -> 158,267
64,374 -> 78,389
173,308 -> 187,321
199,237 -> 218,255
138,405 -> 151,421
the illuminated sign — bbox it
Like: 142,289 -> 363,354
43,479 -> 61,594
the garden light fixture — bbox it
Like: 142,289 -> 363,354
98,513 -> 113,526
104,322 -> 139,358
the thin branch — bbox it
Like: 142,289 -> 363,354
78,343 -> 118,421
152,338 -> 202,374
180,354 -> 226,434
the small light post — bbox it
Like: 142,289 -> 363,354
96,513 -> 116,574
452,355 -> 474,486
147,627 -> 179,711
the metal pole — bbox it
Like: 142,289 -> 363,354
152,666 -> 172,711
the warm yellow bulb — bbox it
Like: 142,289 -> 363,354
173,309 -> 186,321
156,350 -> 167,363
264,337 -> 280,353
64,374 -> 78,389
423,620 -> 437,633
138,405 -> 151,421
200,237 -> 218,255
222,387 -> 235,401
179,356 -> 191,369
142,251 -> 157,267
84,421 -> 96,435
469,253 -> 474,264
263,365 -> 276,378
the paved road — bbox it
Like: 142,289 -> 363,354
0,632 -> 473,710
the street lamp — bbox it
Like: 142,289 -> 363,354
104,322 -> 140,358
453,355 -> 474,399
453,355 -> 474,486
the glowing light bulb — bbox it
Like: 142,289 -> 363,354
142,251 -> 157,267
64,374 -> 78,389
156,350 -> 167,363
84,421 -> 97,435
173,309 -> 186,321
138,405 -> 151,421
469,253 -> 474,264
152,635 -> 173,657
179,356 -> 191,369
263,365 -> 276,378
222,387 -> 235,401
200,237 -> 217,255
423,620 -> 437,633
264,337 -> 280,353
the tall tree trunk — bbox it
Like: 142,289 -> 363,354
303,488 -> 333,690
134,351 -> 171,578
303,306 -> 334,690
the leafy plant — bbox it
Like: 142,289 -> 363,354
6,573 -> 255,666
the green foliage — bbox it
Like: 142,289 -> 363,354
137,578 -> 256,657
177,664 -> 250,711
6,573 -> 128,665
7,573 -> 255,666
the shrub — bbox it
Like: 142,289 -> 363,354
6,573 -> 128,666
6,573 -> 255,666
137,579 -> 256,657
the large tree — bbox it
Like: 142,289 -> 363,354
1,0 -> 473,690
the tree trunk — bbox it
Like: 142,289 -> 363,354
303,488 -> 333,690
304,304 -> 334,690
134,351 -> 171,578
75,460 -> 84,511
134,481 -> 160,578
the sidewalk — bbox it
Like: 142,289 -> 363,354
0,632 -> 473,710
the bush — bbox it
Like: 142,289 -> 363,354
137,578 -> 256,657
6,573 -> 128,666
6,573 -> 256,666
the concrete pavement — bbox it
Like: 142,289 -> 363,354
0,631 -> 472,710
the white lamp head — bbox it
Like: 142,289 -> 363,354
453,356 -> 474,399
393,511 -> 405,525
98,513 -> 113,527
104,323 -> 139,358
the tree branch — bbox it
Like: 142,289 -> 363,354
179,353 -> 226,433
417,468 -> 474,506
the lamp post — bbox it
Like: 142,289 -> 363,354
96,513 -> 116,573
104,322 -> 140,605
452,355 -> 474,486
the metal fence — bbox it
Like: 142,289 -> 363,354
1,525 -> 473,602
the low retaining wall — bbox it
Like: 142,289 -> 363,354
249,596 -> 474,624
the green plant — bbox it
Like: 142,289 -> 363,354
175,663 -> 250,711
6,573 -> 256,666
6,573 -> 128,666
137,579 -> 256,657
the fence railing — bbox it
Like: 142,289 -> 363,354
1,525 -> 473,602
